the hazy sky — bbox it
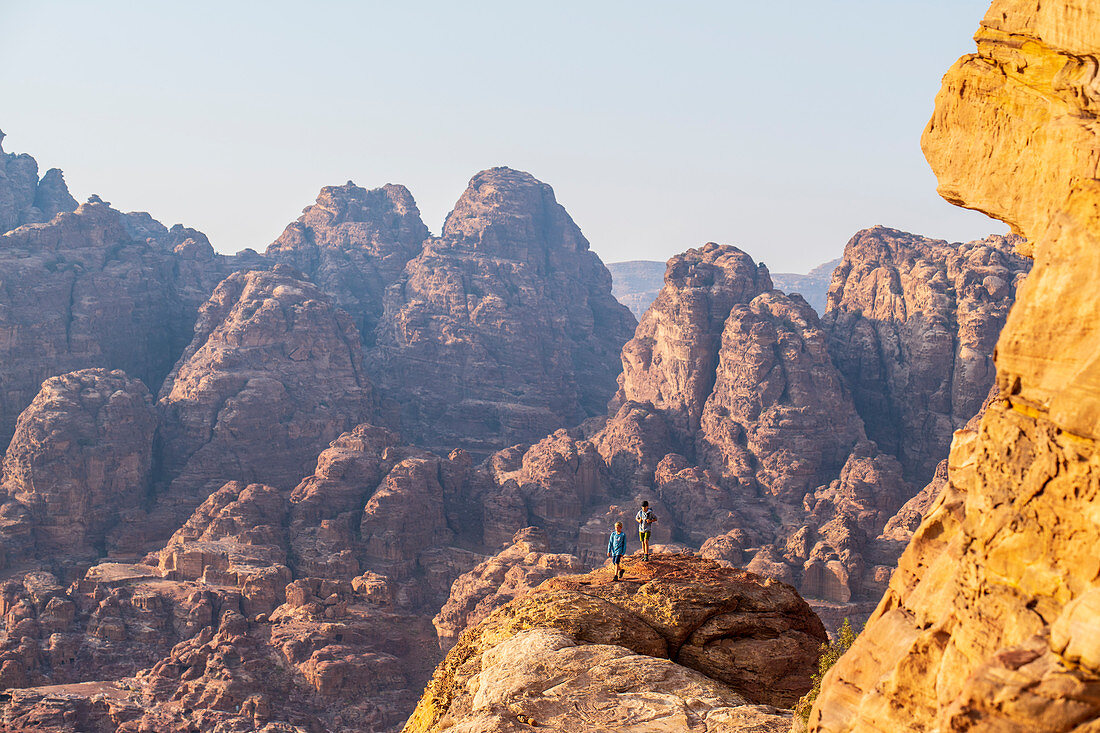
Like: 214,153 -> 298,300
2,0 -> 999,272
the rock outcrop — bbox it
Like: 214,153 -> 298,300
697,290 -> 865,501
0,131 -> 78,233
810,2 -> 1100,730
406,555 -> 826,732
615,243 -> 773,445
823,225 -> 1030,483
1,369 -> 156,561
156,266 -> 374,508
370,167 -> 636,455
266,181 -> 430,342
0,193 -> 249,451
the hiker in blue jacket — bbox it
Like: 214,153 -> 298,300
607,521 -> 627,581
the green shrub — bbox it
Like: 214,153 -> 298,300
794,618 -> 858,725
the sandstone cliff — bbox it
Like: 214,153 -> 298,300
810,2 -> 1100,729
154,266 -> 374,532
823,226 -> 1030,483
405,555 -> 825,733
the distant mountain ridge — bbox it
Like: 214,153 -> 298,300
608,256 -> 841,317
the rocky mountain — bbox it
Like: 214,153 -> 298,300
369,167 -> 637,455
265,181 -> 430,343
608,255 -> 840,318
823,226 -> 1030,483
405,555 -> 824,733
0,125 -> 1040,732
810,1 -> 1100,729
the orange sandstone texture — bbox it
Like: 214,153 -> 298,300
810,1 -> 1100,729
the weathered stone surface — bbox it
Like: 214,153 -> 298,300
1,369 -> 156,560
614,243 -> 772,445
405,555 -> 825,732
432,527 -> 585,651
698,290 -> 865,501
156,266 -> 373,518
823,225 -> 1030,483
0,199 -> 227,449
810,3 -> 1100,729
371,167 -> 636,455
410,628 -> 793,733
266,181 -> 429,343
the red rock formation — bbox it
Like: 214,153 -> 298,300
266,181 -> 429,343
155,265 -> 374,521
370,167 -> 636,455
405,555 -> 826,732
1,369 -> 156,561
823,226 -> 1030,483
698,290 -> 865,501
614,242 -> 772,445
0,132 -> 77,233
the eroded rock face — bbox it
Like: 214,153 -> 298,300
614,243 -> 772,445
0,199 -> 227,448
156,266 -> 374,514
370,167 -> 636,455
823,225 -> 1030,483
698,290 -> 865,501
1,369 -> 156,560
810,3 -> 1100,730
406,555 -> 824,733
266,181 -> 429,343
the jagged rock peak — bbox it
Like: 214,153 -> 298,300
272,180 -> 426,241
265,179 -> 430,341
441,166 -> 591,263
155,265 -> 374,520
614,242 -> 773,442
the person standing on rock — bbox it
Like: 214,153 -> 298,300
607,521 -> 627,580
636,501 -> 657,561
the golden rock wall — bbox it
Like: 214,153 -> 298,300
810,1 -> 1100,729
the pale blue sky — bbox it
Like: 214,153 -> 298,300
1,0 -> 998,271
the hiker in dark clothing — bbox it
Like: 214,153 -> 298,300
607,521 -> 627,580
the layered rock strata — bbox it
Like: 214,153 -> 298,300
810,2 -> 1100,729
405,555 -> 826,732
